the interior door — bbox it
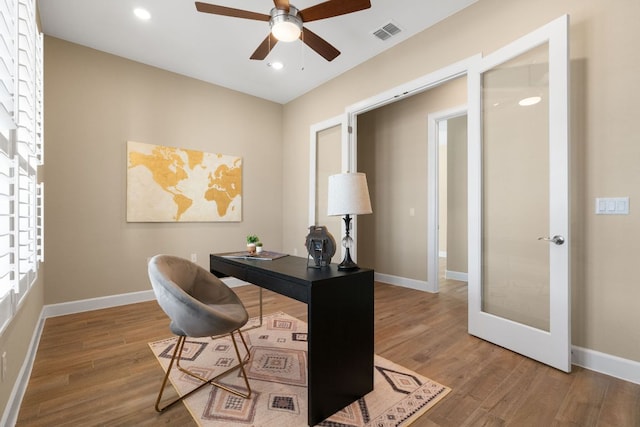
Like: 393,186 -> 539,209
468,15 -> 570,372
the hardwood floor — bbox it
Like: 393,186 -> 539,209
16,279 -> 640,426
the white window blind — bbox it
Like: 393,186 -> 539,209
0,0 -> 15,131
0,0 -> 43,333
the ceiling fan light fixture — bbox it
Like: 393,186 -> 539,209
270,7 -> 302,42
519,96 -> 542,106
133,8 -> 151,20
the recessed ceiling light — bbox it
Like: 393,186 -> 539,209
518,96 -> 542,106
134,8 -> 151,20
268,62 -> 284,70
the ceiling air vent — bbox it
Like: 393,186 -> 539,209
373,22 -> 402,41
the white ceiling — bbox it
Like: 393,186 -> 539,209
38,0 -> 477,104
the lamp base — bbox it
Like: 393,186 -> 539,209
337,247 -> 359,271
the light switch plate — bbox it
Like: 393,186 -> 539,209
595,197 -> 629,215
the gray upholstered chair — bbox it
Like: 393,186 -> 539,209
148,254 -> 252,412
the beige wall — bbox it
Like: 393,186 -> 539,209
356,78 -> 467,278
446,115 -> 468,274
43,37 -> 284,304
2,37 -> 285,416
2,0 -> 640,413
0,276 -> 43,413
282,0 -> 640,363
314,125 -> 343,247
438,133 -> 448,255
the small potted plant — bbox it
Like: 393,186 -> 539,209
246,234 -> 259,254
255,241 -> 264,254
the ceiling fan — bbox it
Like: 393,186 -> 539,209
195,0 -> 372,62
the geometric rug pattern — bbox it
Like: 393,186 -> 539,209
149,312 -> 451,426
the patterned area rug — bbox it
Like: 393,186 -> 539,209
148,312 -> 450,426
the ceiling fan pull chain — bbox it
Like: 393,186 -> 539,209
300,31 -> 305,71
195,1 -> 370,61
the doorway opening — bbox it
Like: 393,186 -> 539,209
428,108 -> 468,292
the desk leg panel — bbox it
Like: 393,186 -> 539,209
307,270 -> 374,425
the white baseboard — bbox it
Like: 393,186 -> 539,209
3,282 -> 253,426
374,272 -> 436,293
445,270 -> 468,282
376,277 -> 640,386
3,289 -> 159,426
41,290 -> 156,319
3,283 -> 639,427
572,345 -> 640,385
40,277 -> 248,319
1,315 -> 46,427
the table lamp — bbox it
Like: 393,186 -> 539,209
327,172 -> 373,270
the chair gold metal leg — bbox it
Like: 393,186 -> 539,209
154,330 -> 253,412
155,335 -> 183,412
205,329 -> 252,398
155,336 -> 220,412
230,330 -> 252,396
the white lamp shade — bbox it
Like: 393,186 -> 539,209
327,173 -> 373,216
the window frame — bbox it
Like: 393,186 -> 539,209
0,0 -> 43,334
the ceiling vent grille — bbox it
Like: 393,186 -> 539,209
373,22 -> 402,41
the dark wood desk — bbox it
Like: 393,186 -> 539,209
210,254 -> 374,426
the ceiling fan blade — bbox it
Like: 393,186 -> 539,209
302,27 -> 340,62
300,0 -> 371,23
250,33 -> 279,60
195,2 -> 270,21
273,0 -> 290,13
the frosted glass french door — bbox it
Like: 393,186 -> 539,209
468,16 -> 570,372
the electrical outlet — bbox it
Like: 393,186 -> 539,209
1,352 -> 6,382
190,253 -> 197,262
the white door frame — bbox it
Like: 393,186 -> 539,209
308,114 -> 349,260
467,15 -> 571,372
308,114 -> 347,226
337,14 -> 570,374
427,105 -> 467,293
345,56 -> 476,283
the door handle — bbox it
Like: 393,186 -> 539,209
538,235 -> 565,245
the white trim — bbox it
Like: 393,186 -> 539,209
344,55 -> 476,294
445,270 -> 468,282
345,56 -> 475,118
41,290 -> 156,319
0,314 -> 45,427
0,279 -> 253,427
572,346 -> 640,386
439,251 -> 447,258
468,15 -> 572,372
427,105 -> 467,294
38,278 -> 252,319
374,272 -> 435,293
308,115 -> 348,261
308,115 -> 344,227
1,286 -> 638,426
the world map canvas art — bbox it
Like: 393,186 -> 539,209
127,141 -> 242,222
